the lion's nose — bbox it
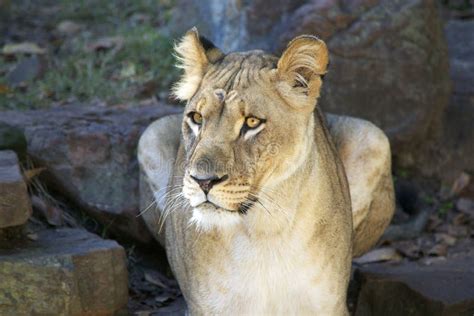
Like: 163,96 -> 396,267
190,174 -> 229,194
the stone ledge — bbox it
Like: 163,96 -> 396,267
0,228 -> 128,315
0,150 -> 31,228
354,254 -> 474,316
0,103 -> 181,244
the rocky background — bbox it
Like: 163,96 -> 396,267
0,0 -> 473,315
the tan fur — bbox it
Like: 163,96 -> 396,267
138,29 -> 394,315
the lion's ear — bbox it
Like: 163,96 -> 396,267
172,27 -> 224,101
276,35 -> 328,111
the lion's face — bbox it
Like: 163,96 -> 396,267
173,29 -> 328,229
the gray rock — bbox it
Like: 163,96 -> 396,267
414,19 -> 474,184
0,228 -> 128,315
6,55 -> 46,87
445,19 -> 474,96
354,254 -> 474,315
0,150 -> 31,228
170,0 -> 451,169
0,103 -> 181,244
416,97 -> 474,185
0,122 -> 27,160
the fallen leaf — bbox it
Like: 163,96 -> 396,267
27,233 -> 38,241
448,172 -> 471,198
452,213 -> 468,226
57,20 -> 82,35
86,36 -> 124,53
447,224 -> 469,237
2,42 -> 46,55
353,247 -> 402,264
426,214 -> 443,232
144,270 -> 169,289
119,62 -> 136,79
23,167 -> 46,183
0,84 -> 10,94
456,198 -> 474,217
394,241 -> 423,259
155,293 -> 173,303
435,233 -> 457,246
427,243 -> 448,257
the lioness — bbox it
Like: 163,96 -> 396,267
138,28 -> 394,315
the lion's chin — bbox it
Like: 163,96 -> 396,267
189,203 -> 242,231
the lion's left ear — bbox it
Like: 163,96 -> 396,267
276,35 -> 328,111
172,27 -> 224,101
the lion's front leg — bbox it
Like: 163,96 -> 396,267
138,114 -> 183,245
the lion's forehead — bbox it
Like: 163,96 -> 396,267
202,52 -> 277,91
192,53 -> 278,120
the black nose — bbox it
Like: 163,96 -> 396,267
191,174 -> 229,194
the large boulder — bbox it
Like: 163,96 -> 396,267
353,253 -> 474,315
0,228 -> 128,315
0,150 -> 31,229
0,103 -> 181,244
171,0 -> 451,172
415,19 -> 474,185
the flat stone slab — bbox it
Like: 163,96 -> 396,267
0,150 -> 31,228
0,228 -> 128,315
354,253 -> 474,316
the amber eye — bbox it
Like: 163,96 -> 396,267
190,112 -> 203,125
245,117 -> 262,129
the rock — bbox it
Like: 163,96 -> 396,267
414,19 -> 474,184
0,150 -> 32,228
445,19 -> 474,97
0,122 -> 27,159
171,0 -> 451,169
6,55 -> 46,87
0,103 -> 181,244
354,254 -> 474,315
457,198 -> 474,217
0,228 -> 128,315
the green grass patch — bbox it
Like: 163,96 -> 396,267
0,0 -> 178,110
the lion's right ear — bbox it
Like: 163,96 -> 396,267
172,27 -> 224,101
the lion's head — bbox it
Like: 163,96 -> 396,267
173,28 -> 329,230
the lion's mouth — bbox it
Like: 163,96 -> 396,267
198,201 -> 237,213
197,197 -> 258,215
